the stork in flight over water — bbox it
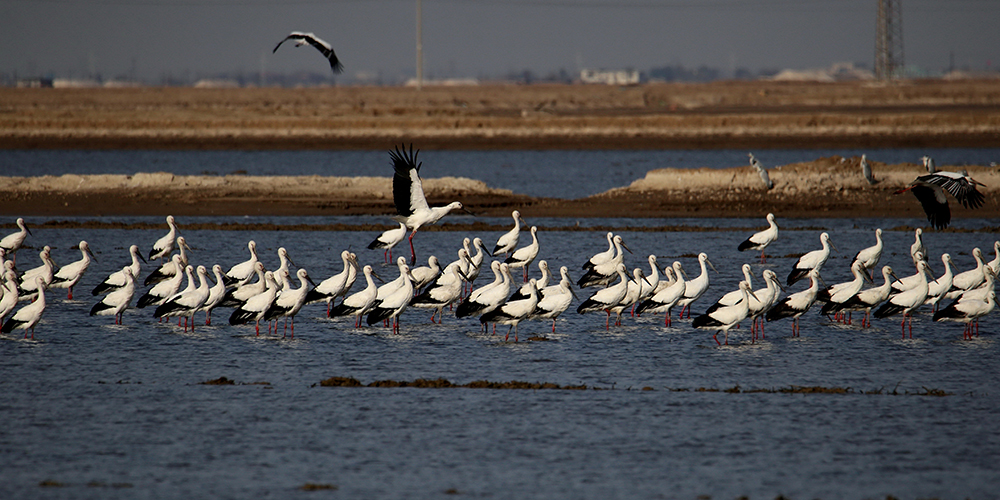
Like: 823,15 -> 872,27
896,169 -> 985,230
273,32 -> 343,74
390,144 -> 472,265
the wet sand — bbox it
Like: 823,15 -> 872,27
2,81 -> 998,220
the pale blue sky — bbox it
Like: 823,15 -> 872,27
2,0 -> 998,82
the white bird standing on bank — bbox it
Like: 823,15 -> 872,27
492,210 -> 526,257
50,240 -> 96,300
389,144 -> 471,265
749,153 -> 774,190
273,31 -> 343,74
896,169 -> 986,230
861,154 -> 877,185
922,155 -> 937,174
92,245 -> 144,296
738,213 -> 778,263
368,222 -> 407,264
0,218 -> 32,261
786,232 -> 835,286
149,215 -> 179,261
2,277 -> 47,339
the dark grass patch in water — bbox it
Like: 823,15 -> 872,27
298,483 -> 338,491
316,376 -> 588,390
198,376 -> 272,386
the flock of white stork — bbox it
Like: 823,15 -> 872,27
0,144 -> 992,345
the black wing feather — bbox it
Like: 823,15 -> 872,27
910,184 -> 951,230
389,144 -> 420,217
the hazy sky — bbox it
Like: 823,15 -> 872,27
2,0 -> 998,82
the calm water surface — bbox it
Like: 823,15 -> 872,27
1,215 -> 999,499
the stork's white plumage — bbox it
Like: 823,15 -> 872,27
2,277 -> 46,338
922,155 -> 937,174
155,265 -> 211,332
223,240 -> 259,286
874,261 -> 931,338
145,236 -> 191,286
635,261 -> 686,326
492,210 -> 525,257
92,244 -> 144,296
273,31 -> 343,74
747,269 -> 782,340
851,228 -> 883,279
389,144 -> 470,264
200,264 -> 228,325
505,225 -> 539,282
530,265 -> 575,333
229,271 -> 279,335
329,265 -> 380,328
786,232 -> 835,286
464,237 -> 489,291
136,255 -> 184,309
577,234 -> 632,288
368,222 -> 407,264
607,268 -> 650,327
265,268 -> 315,337
923,253 -> 955,309
272,247 -> 297,291
90,267 -> 136,325
840,265 -> 899,328
583,232 -> 615,270
910,228 -> 928,269
577,264 -> 633,330
455,262 -> 510,320
18,246 -> 55,300
410,255 -> 442,291
934,290 -> 996,340
481,279 -> 538,342
944,247 -> 986,300
365,264 -> 416,334
896,170 -> 986,229
692,281 -> 757,346
738,213 -> 778,263
411,262 -> 466,324
0,218 -> 31,259
219,261 -> 267,309
766,269 -> 821,337
304,251 -> 358,312
818,261 -> 872,321
149,215 -> 179,261
50,240 -> 96,300
0,270 -> 20,325
676,253 -> 717,319
705,264 -> 755,312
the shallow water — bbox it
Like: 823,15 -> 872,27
1,216 -> 999,499
3,147 -> 999,198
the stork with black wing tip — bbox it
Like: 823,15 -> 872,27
389,144 -> 472,265
896,168 -> 986,230
273,32 -> 343,74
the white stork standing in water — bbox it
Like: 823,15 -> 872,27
0,217 -> 32,263
149,215 -> 179,261
273,31 -> 343,74
492,210 -> 526,258
896,169 -> 986,230
737,213 -> 778,263
367,222 -> 407,264
389,144 -> 471,265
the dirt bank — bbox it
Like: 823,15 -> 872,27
0,156 -> 996,222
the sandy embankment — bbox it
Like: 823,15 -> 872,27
1,156 -> 998,223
